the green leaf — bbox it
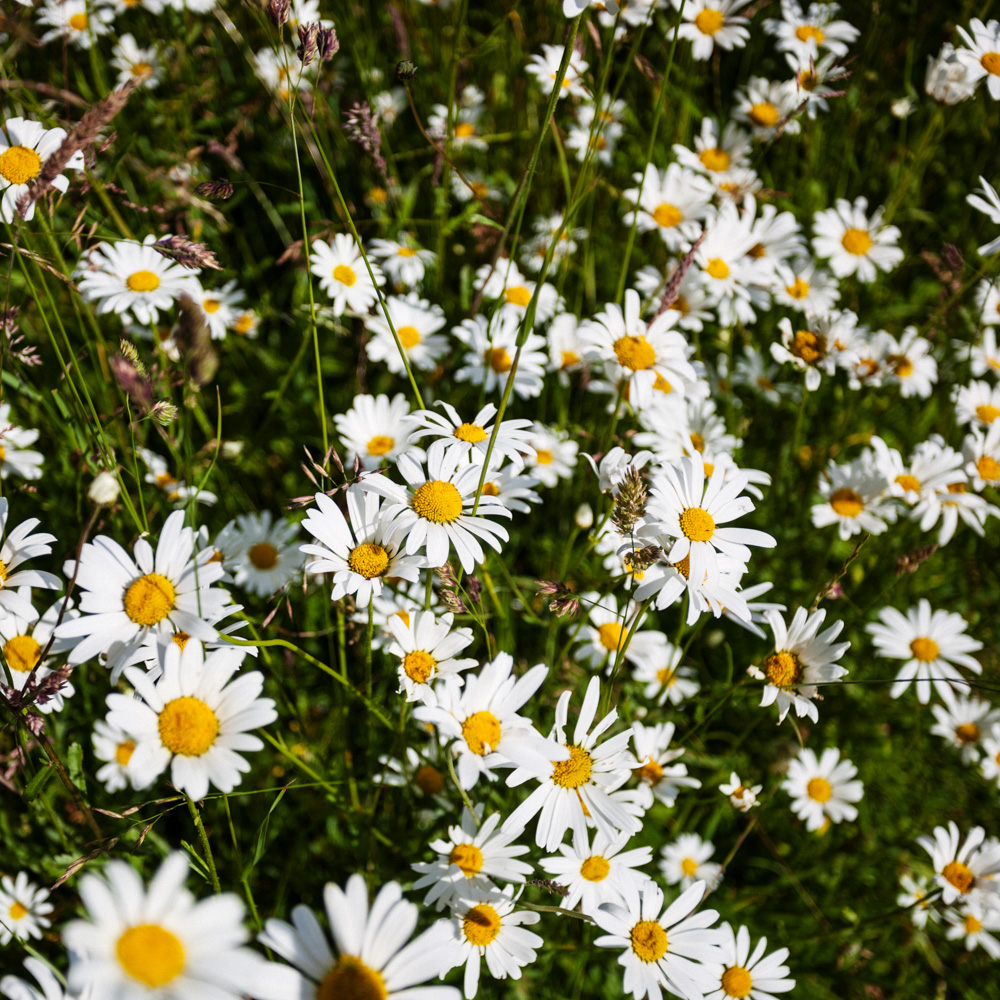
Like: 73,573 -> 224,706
24,764 -> 55,802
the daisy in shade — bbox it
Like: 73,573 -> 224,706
444,883 -> 542,1000
956,18 -> 1000,100
917,822 -> 1000,908
885,326 -> 938,397
364,293 -> 449,375
259,874 -> 459,1000
472,466 -> 541,514
111,34 -> 162,90
334,392 -> 422,470
474,260 -> 562,326
386,609 -> 478,701
622,163 -> 713,251
0,403 -> 44,481
92,718 -> 140,793
781,747 -> 863,833
505,676 -> 643,851
955,379 -> 1000,427
695,203 -> 761,326
945,905 -> 1000,958
0,499 -> 60,620
633,648 -> 701,707
763,0 -> 860,57
660,835 -> 721,891
771,259 -> 840,317
631,721 -> 701,809
300,487 -> 424,606
1,957 -> 93,1000
896,872 -> 939,928
733,77 -> 801,139
369,233 -> 437,288
55,509 -> 229,679
964,421 -> 1000,490
453,312 -> 549,400
1,117 -> 84,224
106,639 -> 277,801
195,279 -> 246,340
540,829 -> 653,917
866,601 -> 983,703
412,808 -> 533,909
363,451 -> 511,573
310,234 -> 384,314
214,510 -> 302,598
965,176 -> 1000,257
525,43 -> 590,100
704,923 -> 795,1000
523,423 -> 578,488
414,654 -> 568,790
719,773 -> 762,813
912,477 -> 999,546
678,0 -> 753,60
64,852 -> 295,1000
409,402 -> 535,472
930,693 -> 1000,764
574,594 -> 663,673
812,197 -> 903,282
36,0 -> 114,48
673,118 -> 752,184
810,454 -> 894,539
748,607 -> 850,724
593,879 -> 725,1000
0,873 -> 52,945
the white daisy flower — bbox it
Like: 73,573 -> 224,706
955,379 -> 1000,427
704,923 -> 795,1000
0,498 -> 60,620
660,834 -> 721,891
719,772 -> 762,812
866,600 -> 983,703
781,747 -> 863,833
522,422 -> 578,488
310,234 -> 385,314
194,279 -> 245,340
678,0 -> 753,61
259,873 -> 459,1000
926,41 -> 979,104
412,808 -> 533,909
64,852 -> 295,1000
369,234 -> 437,287
387,609 -> 477,701
622,163 -> 713,251
896,872 -> 939,928
884,326 -> 937,397
593,878 -> 725,1000
979,724 -> 1000,786
763,0 -> 860,58
111,34 -> 162,90
930,693 -> 1000,764
1,957 -> 92,1000
812,197 -> 903,282
546,311 -> 588,376
136,448 -> 218,507
786,51 -> 848,118
695,202 -> 762,326
36,0 -> 113,48
810,453 -> 894,538
749,607 -> 850,724
911,477 -> 999,546
55,509 -> 229,679
944,905 -> 1000,958
573,593 -> 663,673
253,46 -> 314,103
771,259 -> 840,316
731,345 -> 799,405
410,402 -> 534,472
473,260 -> 561,326
673,118 -> 752,183
364,293 -> 449,374
525,43 -> 589,100
964,422 -> 1000,489
565,100 -> 625,167
505,675 -> 643,850
76,235 -> 202,326
540,829 -> 653,916
869,434 -> 962,506
334,392 -> 422,470
0,402 -> 44,481
770,313 -> 852,391
741,196 -> 806,280
631,721 -> 701,809
106,639 -> 277,800
92,718 -> 140,793
1,116 -> 84,223
635,266 -> 715,333
300,487 -> 424,606
633,647 -> 701,707
472,466 -> 541,514
956,18 -> 1000,100
917,822 -> 1000,908
0,873 -> 52,945
453,312 -> 549,400
564,0 -> 620,17
214,510 -> 302,598
733,77 -> 801,139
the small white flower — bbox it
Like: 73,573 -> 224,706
781,747 -> 863,833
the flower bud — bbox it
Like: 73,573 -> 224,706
574,502 -> 594,530
925,43 -> 977,105
88,470 -> 120,507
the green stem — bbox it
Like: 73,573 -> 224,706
186,793 -> 221,893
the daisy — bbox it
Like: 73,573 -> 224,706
771,259 -> 840,316
334,392 -> 421,470
870,434 -> 963,506
810,454 -> 894,538
521,212 -> 588,274
930,693 -> 1000,764
505,675 -> 643,850
733,77 -> 801,139
0,499 -> 60,620
471,465 -> 541,514
695,203 -> 761,326
386,609 -> 478,701
660,835 -> 722,891
429,97 -> 488,153
64,852 -> 294,1000
76,235 -> 202,326
631,721 -> 701,809
253,45 -> 313,103
781,747 -> 863,833
214,510 -> 302,598
299,487 -> 424,606
574,594 -> 662,672
896,872 -> 939,928
55,509 -> 229,678
622,163 -> 713,251
635,266 -> 715,333
763,0 -> 860,58
194,279 -> 246,340
377,744 -> 451,806
0,402 -> 43,481
35,0 -> 113,49
678,0 -> 753,61
310,234 -> 385,314
0,957 -> 90,1000
136,448 -> 218,508
365,293 -> 449,374
593,878 -> 725,1000
414,654 -> 567,790
812,197 -> 903,282
749,607 -> 850,724
1,116 -> 84,223
964,422 -> 1000,489
741,197 -> 806,280
412,809 -> 533,909
926,42 -> 979,105
106,639 -> 276,800
866,601 -> 983,704
979,724 -> 1000,786
444,883 -> 542,1000
955,379 -> 1000,427
704,923 -> 795,1000
956,18 -> 1000,100
719,772 -> 762,812
916,822 -> 1000,908
92,718 -> 140,793
944,905 -> 1000,959
564,0 -> 620,16
786,51 -> 848,118
369,234 -> 437,287
526,43 -> 589,99
231,308 -> 259,338
111,34 -> 162,90
0,873 -> 52,945
473,260 -> 561,326
540,829 -> 653,916
885,326 -> 937,398
566,100 -> 625,167
410,402 -> 534,472
912,478 -> 999,546
453,312 -> 549,400
674,118 -> 751,183
522,422 -> 578,488
633,647 -> 701,706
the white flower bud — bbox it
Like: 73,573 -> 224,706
88,470 -> 120,506
925,44 -> 978,105
574,502 -> 594,529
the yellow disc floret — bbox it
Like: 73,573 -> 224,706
981,52 -> 1000,75
551,744 -> 593,789
127,270 -> 161,293
411,480 -> 463,523
652,203 -> 683,228
580,855 -> 610,882
488,347 -> 512,372
455,422 -> 488,443
694,9 -> 724,35
679,506 -> 716,542
402,650 -> 437,684
333,264 -> 357,286
699,147 -> 731,172
463,904 -> 501,946
116,924 -> 186,987
909,637 -> 939,662
942,860 -> 974,894
629,920 -> 668,963
348,543 -> 390,579
9,901 -> 27,921
976,404 -> 1000,424
248,542 -> 279,570
462,711 -> 502,755
795,24 -> 825,44
367,435 -> 395,456
124,573 -> 176,626
829,488 -> 864,518
806,777 -> 833,802
613,335 -> 656,371
3,635 -> 41,673
449,843 -> 484,877
158,697 -> 219,756
841,228 -> 873,256
763,650 -> 803,688
749,103 -> 780,128
505,286 -> 532,308
721,965 -> 754,998
397,325 -> 421,349
597,621 -> 626,652
706,258 -> 730,280
0,145 -> 43,186
317,955 -> 388,1000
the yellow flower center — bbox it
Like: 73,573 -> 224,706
463,904 -> 501,947
807,776 -> 833,802
679,506 -> 715,542
348,543 -> 389,579
795,24 -> 825,44
535,448 -> 554,465
203,298 -> 220,314
397,325 -> 421,349
706,257 -> 730,280
131,61 -> 153,79
3,634 -> 41,673
402,650 -> 437,684
976,403 -> 1000,423
657,666 -> 677,686
680,857 -> 698,877
982,52 -> 1000,75
317,955 -> 387,1000
670,294 -> 690,315
786,277 -> 810,299
895,474 -> 921,493
369,186 -> 388,205
414,764 -> 444,795
172,631 -> 191,650
482,482 -> 499,496
942,860 -> 974,893
551,743 -> 593,789
841,228 -> 873,256
367,435 -> 395,456
597,621 -> 626,651
248,542 -> 279,570
449,843 -> 484,876
462,711 -> 502,755
333,264 -> 357,286
505,285 -> 532,308
116,925 -> 186,987
721,966 -> 754,998
455,122 -> 476,138
411,480 -> 463,523
0,145 -> 43,186
613,334 -> 656,371
234,313 -> 254,335
127,270 -> 161,293
652,202 -> 683,228
747,242 -> 767,259
978,455 -> 1000,481
699,147 -> 731,172
749,102 -> 780,128
909,637 -> 939,662
955,723 -> 981,744
69,12 -> 88,30
580,855 -> 610,881
630,920 -> 668,962
9,901 -> 28,920
966,914 -> 984,934
763,650 -> 803,688
116,740 -> 136,766
830,487 -> 864,517
653,373 -> 673,394
397,246 -> 417,257
394,610 -> 411,628
690,432 -> 705,453
561,350 -> 580,368
791,329 -> 826,364
487,347 -> 512,372
636,757 -> 664,785
694,9 -> 725,35
158,697 -> 219,756
123,573 -> 176,626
